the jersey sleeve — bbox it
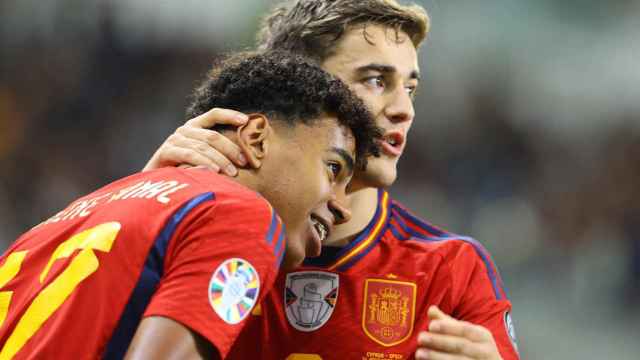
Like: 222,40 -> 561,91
143,195 -> 285,358
448,242 -> 520,360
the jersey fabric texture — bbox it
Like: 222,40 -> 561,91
0,167 -> 284,359
227,189 -> 519,360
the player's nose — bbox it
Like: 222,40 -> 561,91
329,198 -> 352,225
385,85 -> 415,124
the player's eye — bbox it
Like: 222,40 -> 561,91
406,85 -> 418,99
364,75 -> 385,89
327,162 -> 342,180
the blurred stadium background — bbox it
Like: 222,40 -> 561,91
1,0 -> 638,358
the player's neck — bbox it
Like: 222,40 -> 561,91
229,170 -> 262,195
324,187 -> 379,247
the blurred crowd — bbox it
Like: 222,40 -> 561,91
1,1 -> 639,358
0,4 -> 221,240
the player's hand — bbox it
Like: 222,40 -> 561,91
415,306 -> 502,360
143,108 -> 249,175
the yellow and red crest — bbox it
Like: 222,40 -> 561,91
362,278 -> 416,346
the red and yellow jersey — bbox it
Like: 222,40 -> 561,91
227,189 -> 519,360
0,167 -> 285,359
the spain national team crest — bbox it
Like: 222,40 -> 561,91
285,271 -> 339,332
208,258 -> 260,325
362,278 -> 416,346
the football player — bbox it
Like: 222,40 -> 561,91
145,1 -> 520,359
0,51 -> 380,359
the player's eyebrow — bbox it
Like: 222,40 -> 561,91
331,147 -> 355,175
356,63 -> 420,81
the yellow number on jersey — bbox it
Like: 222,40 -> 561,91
286,354 -> 323,360
0,222 -> 121,360
0,251 -> 28,328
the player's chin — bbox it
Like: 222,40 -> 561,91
359,157 -> 398,188
281,241 -> 306,270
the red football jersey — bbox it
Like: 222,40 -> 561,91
227,189 -> 519,360
0,167 -> 284,359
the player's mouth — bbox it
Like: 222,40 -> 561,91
308,214 -> 330,256
379,131 -> 405,157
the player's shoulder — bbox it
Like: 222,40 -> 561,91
387,196 -> 509,299
173,168 -> 284,265
387,197 -> 492,263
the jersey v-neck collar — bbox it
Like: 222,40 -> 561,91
303,189 -> 391,271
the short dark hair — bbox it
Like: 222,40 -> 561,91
257,0 -> 430,62
186,51 -> 381,169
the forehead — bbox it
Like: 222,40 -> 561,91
321,24 -> 419,79
295,116 -> 355,153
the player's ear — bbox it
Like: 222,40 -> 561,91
236,113 -> 271,169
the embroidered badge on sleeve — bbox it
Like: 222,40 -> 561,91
208,258 -> 260,324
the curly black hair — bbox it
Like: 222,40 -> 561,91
186,50 -> 381,169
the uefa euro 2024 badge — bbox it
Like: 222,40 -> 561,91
208,258 -> 260,325
285,271 -> 339,332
